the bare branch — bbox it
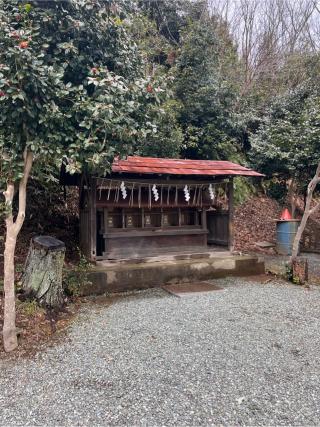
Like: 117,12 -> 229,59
291,160 -> 320,259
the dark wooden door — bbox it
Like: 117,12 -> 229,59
206,211 -> 229,246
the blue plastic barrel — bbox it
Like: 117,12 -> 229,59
276,220 -> 300,255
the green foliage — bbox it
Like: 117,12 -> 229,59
136,1 -> 244,162
131,6 -> 185,158
0,0 -> 178,194
15,263 -> 23,273
2,0 -> 319,214
285,262 -> 293,282
130,14 -> 172,70
250,81 -> 320,188
173,10 -> 241,160
265,180 -> 288,202
0,199 -> 12,218
138,99 -> 183,158
233,177 -> 255,205
138,0 -> 187,46
63,251 -> 92,297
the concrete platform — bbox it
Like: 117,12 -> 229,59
81,252 -> 265,295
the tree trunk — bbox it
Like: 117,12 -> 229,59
291,162 -> 320,259
22,236 -> 66,307
3,225 -> 18,352
2,150 -> 33,352
287,178 -> 297,218
291,211 -> 308,258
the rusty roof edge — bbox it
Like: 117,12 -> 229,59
111,156 -> 264,177
114,163 -> 250,170
112,168 -> 264,177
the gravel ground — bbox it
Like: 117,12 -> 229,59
2,278 -> 320,426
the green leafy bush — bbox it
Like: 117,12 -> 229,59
233,177 -> 255,205
265,180 -> 288,202
63,251 -> 92,297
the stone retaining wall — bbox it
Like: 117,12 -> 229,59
80,255 -> 265,295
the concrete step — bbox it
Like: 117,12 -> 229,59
96,249 -> 231,266
81,254 -> 265,295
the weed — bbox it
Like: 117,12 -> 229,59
285,262 -> 293,282
63,249 -> 92,297
16,263 -> 24,273
18,299 -> 44,317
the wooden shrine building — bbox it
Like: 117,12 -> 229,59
66,156 -> 263,261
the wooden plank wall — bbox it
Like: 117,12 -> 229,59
206,211 -> 229,246
206,179 -> 233,249
228,178 -> 234,252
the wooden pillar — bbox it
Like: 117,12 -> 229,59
89,176 -> 97,261
228,178 -> 234,252
103,208 -> 108,233
122,208 -> 125,229
201,208 -> 207,230
79,176 -> 85,256
79,174 -> 92,259
201,208 -> 208,247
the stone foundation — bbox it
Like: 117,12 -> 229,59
80,254 -> 265,295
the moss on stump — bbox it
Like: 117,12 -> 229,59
22,236 -> 66,307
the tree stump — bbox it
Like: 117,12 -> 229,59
22,236 -> 66,307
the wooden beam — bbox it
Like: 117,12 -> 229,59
228,178 -> 234,252
89,176 -> 97,261
195,210 -> 199,226
103,228 -> 208,238
96,177 -> 228,186
103,208 -> 108,233
201,208 -> 207,230
122,208 -> 125,229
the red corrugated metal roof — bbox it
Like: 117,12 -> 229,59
112,156 -> 264,177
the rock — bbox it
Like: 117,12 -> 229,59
255,241 -> 276,248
